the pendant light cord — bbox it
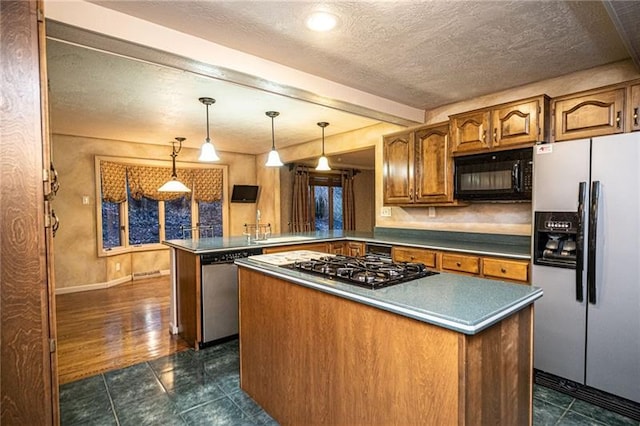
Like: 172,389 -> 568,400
205,104 -> 211,142
271,117 -> 276,150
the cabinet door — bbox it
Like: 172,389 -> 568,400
383,132 -> 414,204
414,125 -> 453,204
450,110 -> 490,154
553,88 -> 625,141
328,242 -> 345,255
492,99 -> 540,148
631,84 -> 640,132
346,242 -> 364,257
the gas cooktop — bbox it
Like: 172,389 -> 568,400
282,254 -> 438,290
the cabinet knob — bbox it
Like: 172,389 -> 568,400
634,107 -> 638,127
493,128 -> 498,143
456,262 -> 461,267
616,111 -> 621,129
501,268 -> 507,273
482,130 -> 487,143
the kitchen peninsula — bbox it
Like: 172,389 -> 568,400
165,230 -> 541,424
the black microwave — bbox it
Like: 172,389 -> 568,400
454,148 -> 532,201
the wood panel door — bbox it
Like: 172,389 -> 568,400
492,99 -> 540,148
383,132 -> 414,204
553,88 -> 625,141
414,124 -> 453,204
631,84 -> 640,132
450,110 -> 490,154
1,1 -> 57,423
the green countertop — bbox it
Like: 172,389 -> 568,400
163,228 -> 531,259
235,255 -> 542,335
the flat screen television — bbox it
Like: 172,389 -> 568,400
231,185 -> 259,203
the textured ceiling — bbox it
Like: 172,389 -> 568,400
46,1 -> 639,167
91,0 -> 630,110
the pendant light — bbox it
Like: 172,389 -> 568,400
158,137 -> 191,192
265,111 -> 283,167
316,121 -> 331,171
198,97 -> 220,162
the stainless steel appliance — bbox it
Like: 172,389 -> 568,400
532,134 -> 640,414
364,242 -> 392,260
282,254 -> 438,289
200,247 -> 262,347
454,147 -> 532,201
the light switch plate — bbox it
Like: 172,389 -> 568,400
381,207 -> 391,217
82,195 -> 90,205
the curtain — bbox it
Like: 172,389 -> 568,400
191,168 -> 223,202
342,170 -> 356,231
100,161 -> 127,203
100,160 -> 223,203
127,164 -> 192,201
291,167 -> 312,232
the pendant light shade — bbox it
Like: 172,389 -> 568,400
315,121 -> 331,171
265,111 -> 283,167
198,97 -> 220,162
158,137 -> 191,192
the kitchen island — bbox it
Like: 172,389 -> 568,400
235,254 -> 542,425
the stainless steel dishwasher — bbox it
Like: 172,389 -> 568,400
200,247 -> 262,347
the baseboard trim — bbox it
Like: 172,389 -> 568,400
55,269 -> 170,295
534,369 -> 640,421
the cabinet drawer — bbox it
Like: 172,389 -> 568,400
441,253 -> 480,274
392,247 -> 437,268
483,258 -> 529,283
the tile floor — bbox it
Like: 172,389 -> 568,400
60,339 -> 639,426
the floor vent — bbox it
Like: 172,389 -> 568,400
132,270 -> 161,280
534,369 -> 640,421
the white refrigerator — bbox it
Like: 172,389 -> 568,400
531,133 -> 640,405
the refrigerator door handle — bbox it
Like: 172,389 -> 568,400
587,180 -> 601,305
576,181 -> 587,302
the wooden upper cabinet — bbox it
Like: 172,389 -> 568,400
414,124 -> 453,204
492,99 -> 541,148
451,96 -> 549,155
450,111 -> 490,154
383,123 -> 456,206
630,84 -> 640,132
553,88 -> 625,141
383,132 -> 414,204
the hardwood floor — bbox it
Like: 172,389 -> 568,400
55,276 -> 190,385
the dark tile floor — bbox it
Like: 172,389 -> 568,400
60,339 -> 639,426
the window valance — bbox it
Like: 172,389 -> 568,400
100,160 -> 223,202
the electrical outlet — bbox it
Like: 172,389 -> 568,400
381,207 -> 392,217
115,262 -> 121,272
82,195 -> 90,205
428,207 -> 436,218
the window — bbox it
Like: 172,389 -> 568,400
101,201 -> 121,249
164,196 -> 192,241
128,191 -> 160,245
96,157 -> 227,255
310,173 -> 343,231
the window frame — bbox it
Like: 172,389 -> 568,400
94,155 -> 229,257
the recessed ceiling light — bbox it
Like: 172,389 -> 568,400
306,11 -> 337,32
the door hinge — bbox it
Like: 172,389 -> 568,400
49,338 -> 56,353
43,168 -> 49,182
44,211 -> 51,228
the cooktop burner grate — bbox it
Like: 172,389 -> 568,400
282,254 -> 438,290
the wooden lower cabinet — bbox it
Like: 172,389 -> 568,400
238,268 -> 533,425
442,253 -> 481,275
392,246 -> 437,268
483,257 -> 529,283
394,245 -> 530,283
